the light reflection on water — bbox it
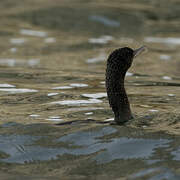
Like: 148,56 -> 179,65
0,0 -> 180,178
20,29 -> 47,37
0,58 -> 40,67
0,135 -> 63,164
0,83 -> 15,88
81,92 -> 107,99
129,167 -> 180,180
88,35 -> 114,44
0,127 -> 116,164
47,92 -> 59,96
144,37 -> 180,45
86,52 -> 106,63
0,125 -> 179,180
10,38 -> 26,45
57,127 -> 171,164
171,148 -> 180,161
89,15 -> 120,27
0,88 -> 38,93
46,116 -> 64,122
50,99 -> 102,105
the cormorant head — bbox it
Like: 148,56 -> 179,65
107,46 -> 146,73
117,47 -> 134,69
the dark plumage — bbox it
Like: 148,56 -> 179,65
105,46 -> 145,124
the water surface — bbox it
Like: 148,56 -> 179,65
0,0 -> 180,179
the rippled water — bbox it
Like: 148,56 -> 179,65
0,0 -> 180,179
0,125 -> 179,179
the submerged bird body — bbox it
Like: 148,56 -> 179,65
106,46 -> 145,124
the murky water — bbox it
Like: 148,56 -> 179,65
0,0 -> 180,179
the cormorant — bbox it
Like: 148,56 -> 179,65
106,46 -> 146,124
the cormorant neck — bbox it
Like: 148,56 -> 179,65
116,73 -> 133,123
106,71 -> 133,124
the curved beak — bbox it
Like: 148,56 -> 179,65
133,46 -> 147,57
